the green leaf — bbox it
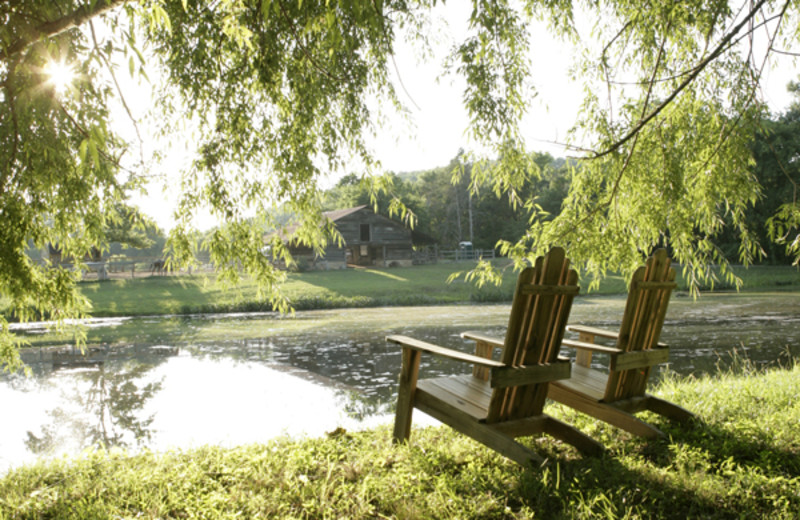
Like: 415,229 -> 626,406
79,139 -> 89,163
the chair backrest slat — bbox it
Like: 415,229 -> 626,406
487,247 -> 579,423
606,249 -> 676,401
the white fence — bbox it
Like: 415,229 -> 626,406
438,248 -> 496,262
44,259 -> 213,280
413,247 -> 496,263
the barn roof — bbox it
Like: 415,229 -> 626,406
266,206 -> 369,243
322,205 -> 368,222
267,205 -> 435,246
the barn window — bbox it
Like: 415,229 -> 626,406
360,223 -> 370,242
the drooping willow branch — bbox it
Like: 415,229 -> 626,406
370,0 -> 420,111
692,0 -> 791,181
590,0 -> 770,160
0,0 -> 128,62
89,19 -> 146,168
604,20 -> 671,222
605,12 -> 785,89
275,0 -> 345,84
1,56 -> 21,195
56,100 -> 138,178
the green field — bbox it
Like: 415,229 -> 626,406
2,359 -> 798,519
5,261 -> 797,319
78,261 -> 526,316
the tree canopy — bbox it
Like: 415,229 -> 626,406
2,0 -> 799,370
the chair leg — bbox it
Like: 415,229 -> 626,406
542,417 -> 604,456
414,390 -> 543,466
645,395 -> 695,423
549,383 -> 664,439
393,348 -> 421,443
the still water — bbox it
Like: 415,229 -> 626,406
2,292 -> 799,473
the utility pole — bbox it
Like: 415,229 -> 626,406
454,184 -> 462,243
468,192 -> 474,244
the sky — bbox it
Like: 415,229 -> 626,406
115,4 -> 798,231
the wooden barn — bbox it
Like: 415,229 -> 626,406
280,205 -> 427,270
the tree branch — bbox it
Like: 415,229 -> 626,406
601,20 -> 670,226
1,56 -> 21,195
370,0 -> 420,111
606,13 -> 784,89
692,0 -> 793,185
591,0 -> 770,159
770,48 -> 800,57
89,19 -> 146,167
599,21 -> 634,127
56,100 -> 137,178
1,0 -> 128,62
276,0 -> 344,83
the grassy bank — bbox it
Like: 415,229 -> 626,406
1,358 -> 798,518
4,262 -> 797,319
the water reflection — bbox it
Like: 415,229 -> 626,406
1,343 -> 402,473
139,355 -> 388,451
26,362 -> 162,455
2,293 -> 799,474
2,345 -> 176,469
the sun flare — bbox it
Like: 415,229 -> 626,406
44,61 -> 75,95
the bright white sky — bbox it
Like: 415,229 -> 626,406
113,4 -> 797,231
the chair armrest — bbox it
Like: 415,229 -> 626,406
566,324 -> 619,341
386,335 -> 504,369
562,338 -> 623,355
566,324 -> 667,348
460,331 -> 504,348
562,338 -> 671,370
461,331 -> 504,381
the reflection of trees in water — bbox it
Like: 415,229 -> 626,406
336,389 -> 391,421
25,362 -> 164,455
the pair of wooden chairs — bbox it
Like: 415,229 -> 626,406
389,247 -> 694,466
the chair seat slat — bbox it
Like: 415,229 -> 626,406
418,376 -> 491,419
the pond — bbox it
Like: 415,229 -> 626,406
2,292 -> 799,473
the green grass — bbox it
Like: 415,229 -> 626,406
5,262 -> 796,320
2,358 -> 798,519
683,263 -> 800,292
69,261 -> 523,317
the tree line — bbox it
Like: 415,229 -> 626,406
323,152 -> 571,253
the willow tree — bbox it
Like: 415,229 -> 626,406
2,0 -> 799,370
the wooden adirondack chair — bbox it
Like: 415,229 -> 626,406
388,247 -> 603,466
548,249 -> 695,438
